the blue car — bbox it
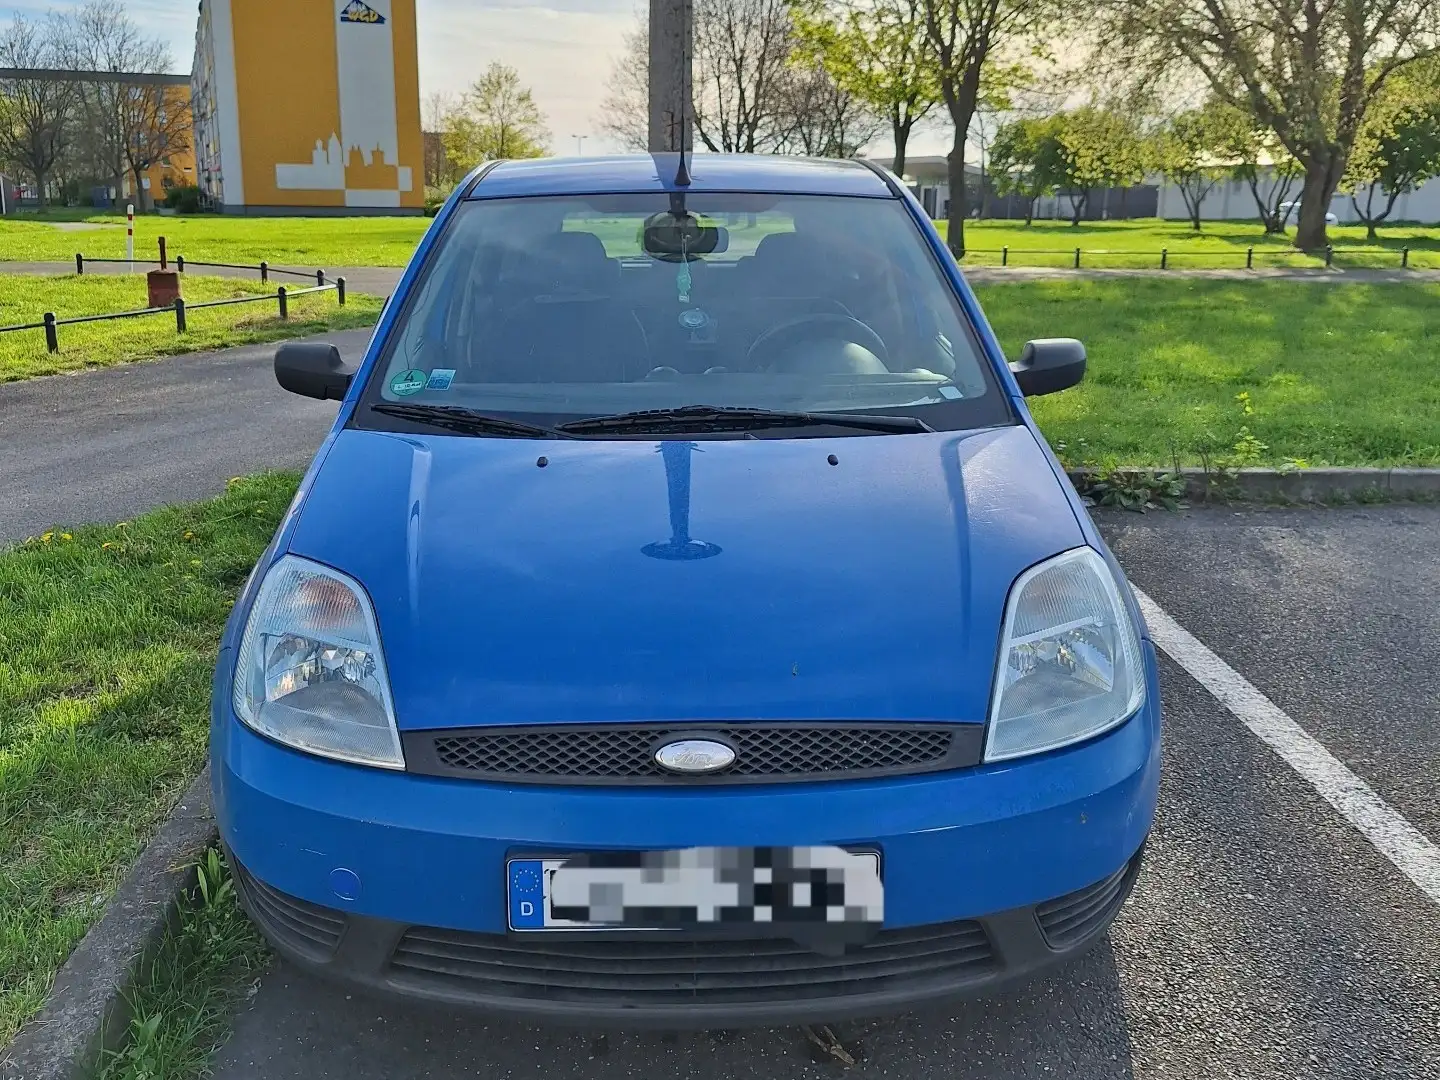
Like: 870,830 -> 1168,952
214,154 -> 1161,1028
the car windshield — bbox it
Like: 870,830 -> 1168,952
361,191 -> 1009,433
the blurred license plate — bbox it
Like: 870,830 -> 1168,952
507,846 -> 882,931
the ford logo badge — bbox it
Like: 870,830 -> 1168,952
654,738 -> 736,775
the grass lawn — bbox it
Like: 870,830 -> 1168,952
975,278 -> 1440,467
0,274 -> 382,382
5,211 -> 1440,270
0,474 -> 293,1047
0,212 -> 431,268
941,219 -> 1440,270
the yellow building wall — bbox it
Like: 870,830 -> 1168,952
226,0 -> 422,211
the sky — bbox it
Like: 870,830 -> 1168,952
0,0 -> 954,158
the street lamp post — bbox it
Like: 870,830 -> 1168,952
572,134 -> 588,155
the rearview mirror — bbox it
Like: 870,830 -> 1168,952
641,212 -> 728,261
1009,338 -> 1086,397
275,342 -> 353,401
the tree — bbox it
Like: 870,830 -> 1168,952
693,0 -> 797,152
0,14 -> 80,208
988,114 -> 1055,223
770,59 -> 884,156
598,0 -> 799,154
1152,103 -> 1233,231
1213,110 -> 1302,233
1096,0 -> 1440,250
791,0 -> 942,177
1049,105 -> 1145,225
918,0 -> 1055,255
66,1 -> 189,211
443,63 -> 549,170
1342,69 -> 1440,239
597,23 -> 649,151
423,91 -> 463,188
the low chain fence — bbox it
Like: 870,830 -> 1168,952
0,280 -> 346,355
960,244 -> 1427,270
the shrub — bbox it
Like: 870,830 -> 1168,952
165,185 -> 203,213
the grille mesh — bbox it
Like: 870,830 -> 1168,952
234,861 -> 345,961
411,724 -> 965,784
1035,863 -> 1133,948
389,920 -> 996,1005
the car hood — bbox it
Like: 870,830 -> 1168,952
284,425 -> 1083,730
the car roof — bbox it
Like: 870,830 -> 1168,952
468,154 -> 897,200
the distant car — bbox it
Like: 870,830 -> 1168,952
1279,200 -> 1338,227
214,153 -> 1161,1027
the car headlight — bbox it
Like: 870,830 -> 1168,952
985,547 -> 1144,762
232,555 -> 404,769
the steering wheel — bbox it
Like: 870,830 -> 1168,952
745,314 -> 890,372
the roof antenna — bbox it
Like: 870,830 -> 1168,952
673,0 -> 692,188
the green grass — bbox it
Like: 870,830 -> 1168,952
96,848 -> 267,1080
0,212 -> 432,268
0,274 -> 382,381
975,278 -> 1440,467
0,475 -> 295,1047
943,219 -> 1440,270
5,211 -> 1440,270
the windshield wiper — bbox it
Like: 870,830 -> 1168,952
370,401 -> 577,440
556,405 -> 933,436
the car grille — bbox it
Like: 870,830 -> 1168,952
234,861 -> 345,961
387,921 -> 997,1005
1035,863 -> 1134,948
402,723 -> 982,785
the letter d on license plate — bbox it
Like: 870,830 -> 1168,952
507,846 -> 882,931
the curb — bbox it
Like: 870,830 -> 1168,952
0,767 -> 215,1080
1066,466 -> 1440,503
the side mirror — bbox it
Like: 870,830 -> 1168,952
275,341 -> 353,400
1009,338 -> 1086,397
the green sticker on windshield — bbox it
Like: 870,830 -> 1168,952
390,368 -> 427,396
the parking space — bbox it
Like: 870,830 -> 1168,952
206,505 -> 1440,1080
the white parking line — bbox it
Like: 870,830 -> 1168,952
1134,587 -> 1440,908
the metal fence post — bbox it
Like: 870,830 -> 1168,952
1402,247 -> 1410,269
317,269 -> 326,287
174,296 -> 187,333
1246,247 -> 1254,270
277,286 -> 288,319
260,260 -> 269,283
336,276 -> 346,306
1073,247 -> 1081,269
159,236 -> 168,270
75,253 -> 84,274
43,312 -> 58,353
1161,248 -> 1168,270
1001,246 -> 1008,267
176,254 -> 184,273
1325,244 -> 1333,268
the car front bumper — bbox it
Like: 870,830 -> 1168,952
213,643 -> 1162,1026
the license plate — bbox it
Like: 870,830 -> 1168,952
507,846 -> 883,931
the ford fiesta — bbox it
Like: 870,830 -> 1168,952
213,153 -> 1161,1028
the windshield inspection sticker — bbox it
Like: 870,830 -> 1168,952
390,369 -> 428,396
426,368 -> 456,391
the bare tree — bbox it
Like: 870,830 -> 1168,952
65,0 -> 189,210
423,91 -> 461,186
598,0 -> 799,154
1094,0 -> 1440,249
597,21 -> 650,151
771,61 -> 884,156
919,0 -> 1058,255
0,14 -> 80,207
692,0 -> 796,152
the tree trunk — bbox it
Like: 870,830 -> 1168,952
1069,192 -> 1087,226
945,136 -> 968,258
892,120 -> 910,182
1294,160 -> 1337,250
33,167 -> 48,210
1024,196 -> 1035,226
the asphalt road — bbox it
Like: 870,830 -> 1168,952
203,503 -> 1440,1080
0,328 -> 368,545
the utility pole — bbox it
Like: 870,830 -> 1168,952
648,0 -> 693,152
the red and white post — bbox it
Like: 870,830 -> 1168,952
126,203 -> 134,270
